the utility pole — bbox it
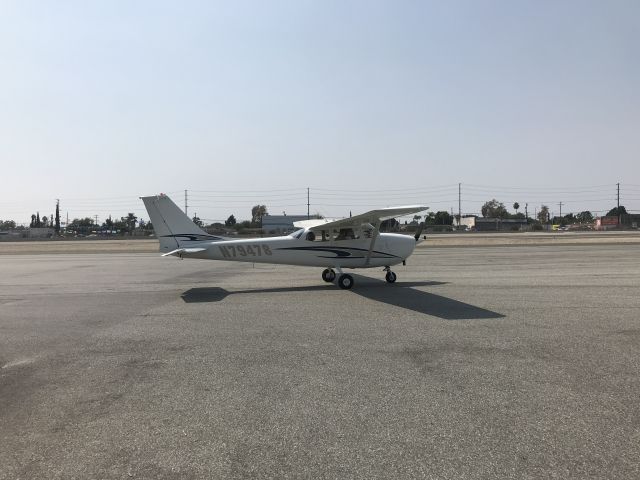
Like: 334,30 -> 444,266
94,215 -> 99,226
558,202 -> 563,220
55,199 -> 60,234
307,187 -> 310,219
184,189 -> 188,216
525,203 -> 528,224
617,182 -> 620,226
458,183 -> 461,230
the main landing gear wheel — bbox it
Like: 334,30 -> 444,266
322,268 -> 336,282
385,271 -> 397,283
337,274 -> 354,290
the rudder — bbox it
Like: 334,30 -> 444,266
141,194 -> 214,253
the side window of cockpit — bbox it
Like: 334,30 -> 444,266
334,228 -> 358,241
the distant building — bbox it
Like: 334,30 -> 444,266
453,216 -> 477,230
595,216 -> 619,230
625,214 -> 640,229
28,227 -> 55,238
262,215 -> 318,235
453,216 -> 528,231
596,214 -> 640,230
475,218 -> 528,231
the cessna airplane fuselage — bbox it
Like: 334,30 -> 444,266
141,194 -> 427,289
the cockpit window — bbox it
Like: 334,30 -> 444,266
334,228 -> 358,241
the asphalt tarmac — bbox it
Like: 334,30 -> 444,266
1,244 -> 639,479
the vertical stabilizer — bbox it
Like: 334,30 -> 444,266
141,194 -> 215,253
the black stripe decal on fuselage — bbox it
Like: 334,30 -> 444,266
276,246 -> 399,259
162,234 -> 224,241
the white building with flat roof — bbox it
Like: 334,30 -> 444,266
262,215 -> 316,234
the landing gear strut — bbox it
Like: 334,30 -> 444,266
323,267 -> 354,289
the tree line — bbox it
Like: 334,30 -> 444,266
192,205 -> 269,233
65,213 -> 144,236
0,200 -> 631,235
480,198 -> 626,226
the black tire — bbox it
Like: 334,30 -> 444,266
322,268 -> 335,282
385,271 -> 397,283
337,274 -> 354,290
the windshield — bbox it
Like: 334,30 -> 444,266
289,228 -> 305,238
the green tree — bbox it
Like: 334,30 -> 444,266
67,217 -> 94,235
424,212 -> 436,225
434,211 -> 453,225
380,218 -> 400,232
576,211 -> 594,223
481,199 -> 508,219
0,220 -> 17,229
537,205 -> 550,224
606,206 -> 627,217
251,205 -> 268,225
513,202 -> 520,215
225,214 -> 237,227
69,217 -> 94,227
121,213 -> 137,235
113,218 -> 127,234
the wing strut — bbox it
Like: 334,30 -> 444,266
364,221 -> 380,267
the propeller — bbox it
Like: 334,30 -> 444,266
414,222 -> 426,242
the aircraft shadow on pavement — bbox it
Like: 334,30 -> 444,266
181,285 -> 330,303
349,276 -> 504,320
181,278 -> 503,321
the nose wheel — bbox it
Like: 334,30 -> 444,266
384,266 -> 397,283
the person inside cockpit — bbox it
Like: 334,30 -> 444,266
335,228 -> 356,240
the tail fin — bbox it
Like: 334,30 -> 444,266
141,194 -> 221,253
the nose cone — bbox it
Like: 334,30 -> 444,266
401,234 -> 417,259
387,233 -> 416,260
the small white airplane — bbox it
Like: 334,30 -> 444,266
141,194 -> 427,289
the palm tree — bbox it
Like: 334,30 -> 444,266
125,213 -> 138,235
513,202 -> 520,216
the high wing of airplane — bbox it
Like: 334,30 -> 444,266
141,194 -> 428,289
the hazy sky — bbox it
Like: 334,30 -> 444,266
2,0 -> 639,225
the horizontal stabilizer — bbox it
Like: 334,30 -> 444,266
161,247 -> 207,257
